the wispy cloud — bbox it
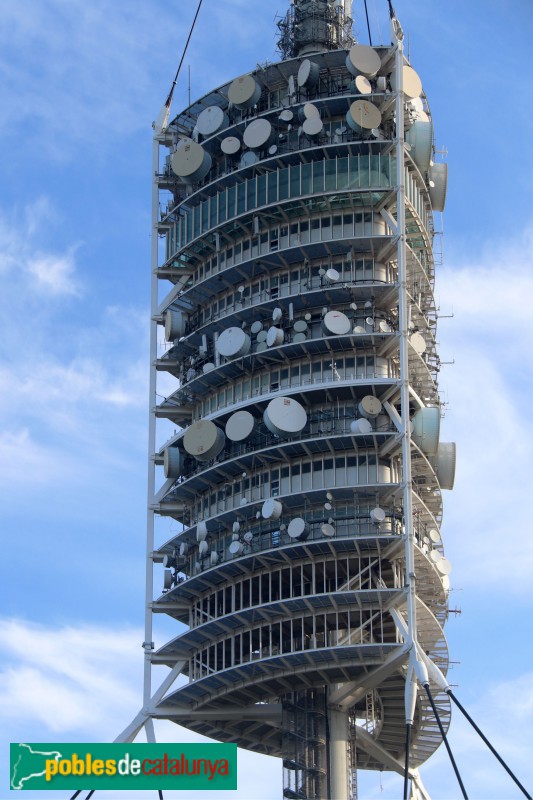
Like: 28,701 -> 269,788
436,225 -> 533,591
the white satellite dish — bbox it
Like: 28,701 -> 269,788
216,327 -> 251,359
345,44 -> 381,78
243,118 -> 275,150
229,541 -> 244,555
196,105 -> 228,136
170,139 -> 212,183
410,332 -> 427,355
221,136 -> 241,155
197,521 -> 208,541
184,420 -> 226,461
287,517 -> 309,540
350,418 -> 373,434
226,410 -> 256,442
358,395 -> 383,420
323,310 -> 351,335
228,74 -> 261,109
262,498 -> 283,520
321,523 -> 335,538
370,507 -> 386,524
264,397 -> 308,436
266,326 -> 284,347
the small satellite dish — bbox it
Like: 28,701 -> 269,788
170,139 -> 212,183
264,397 -> 308,436
442,575 -> 451,591
216,327 -> 251,359
304,312 -> 312,321
436,557 -> 452,575
179,542 -> 189,557
266,326 -> 284,347
321,523 -> 335,538
293,320 -> 308,333
358,395 -> 383,420
228,73 -> 261,109
351,418 -> 373,434
197,521 -> 208,541
243,118 -> 275,150
196,105 -> 228,136
184,420 -> 225,461
272,307 -> 283,323
163,570 -> 173,590
232,521 -> 240,533
287,517 -> 309,540
379,320 -> 392,333
229,540 -> 244,555
221,136 -> 241,155
353,325 -> 366,334
251,320 -> 263,335
210,551 -> 219,566
226,410 -> 255,442
325,268 -> 340,283
324,502 -> 332,511
345,44 -> 381,78
279,109 -> 294,123
429,529 -> 441,544
370,507 -> 386,524
243,531 -> 254,544
198,540 -> 208,556
298,59 -> 320,88
410,332 -> 427,355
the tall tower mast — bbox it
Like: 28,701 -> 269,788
120,2 -> 455,797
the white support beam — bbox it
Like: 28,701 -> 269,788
355,725 -> 416,778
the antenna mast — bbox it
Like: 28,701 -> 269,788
277,0 -> 354,59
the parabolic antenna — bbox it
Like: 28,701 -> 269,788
303,116 -> 323,137
243,118 -> 274,150
266,327 -> 284,347
345,44 -> 381,78
184,420 -> 226,461
323,310 -> 351,335
351,418 -> 372,434
358,395 -> 383,420
411,406 -> 440,456
163,447 -> 185,479
429,528 -> 441,544
428,162 -> 448,212
250,320 -> 263,335
391,65 -> 423,99
406,119 -> 433,173
410,331 -> 427,354
436,557 -> 452,575
354,75 -> 372,95
298,59 -> 320,88
221,136 -> 241,155
429,442 -> 457,490
264,397 -> 308,436
346,100 -> 382,133
225,410 -> 255,442
196,106 -> 228,136
229,540 -> 244,555
279,109 -> 294,123
293,320 -> 308,333
165,309 -> 187,341
170,139 -> 212,183
321,523 -> 335,538
216,327 -> 251,359
288,517 -> 309,540
370,507 -> 386,524
228,74 -> 261,109
262,498 -> 283,520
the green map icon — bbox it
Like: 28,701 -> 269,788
10,743 -> 62,790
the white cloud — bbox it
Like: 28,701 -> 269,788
436,225 -> 533,590
0,197 -> 82,297
26,250 -> 80,296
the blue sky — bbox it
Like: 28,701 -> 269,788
1,0 -> 533,798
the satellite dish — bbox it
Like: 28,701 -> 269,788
243,118 -> 275,150
221,136 -> 241,155
354,74 -> 372,95
293,320 -> 308,333
163,447 -> 185,479
179,542 -> 189,557
163,554 -> 176,569
326,491 -> 333,501
304,312 -> 312,321
391,65 -> 423,99
279,109 -> 294,123
256,329 -> 268,343
225,410 -> 256,442
243,531 -> 254,544
196,105 -> 228,136
293,332 -> 307,343
436,557 -> 452,575
429,442 -> 457,490
198,540 -> 208,556
324,502 -> 332,511
262,498 -> 283,520
264,397 -> 308,436
255,341 -> 268,351
272,307 -> 283,323
250,320 -> 263,335
240,151 -> 259,168
353,325 -> 366,334
323,310 -> 351,335
232,521 -> 240,533
228,74 -> 261,109
429,528 -> 441,544
442,575 -> 451,591
345,44 -> 381,78
298,59 -> 320,88
350,418 -> 373,434
350,302 -> 358,311
358,395 -> 383,420
216,327 -> 251,359
321,523 -> 335,538
429,550 -> 441,563
203,362 -> 215,373
303,116 -> 323,138
287,517 -> 309,540
163,570 -> 173,590
411,406 -> 440,456
184,421 -> 226,461
266,326 -> 284,347
210,551 -> 219,566
302,102 -> 320,120
370,507 -> 386,524
165,309 -> 187,341
325,268 -> 340,283
197,521 -> 208,541
379,320 -> 392,333
346,100 -> 382,133
410,332 -> 427,355
428,163 -> 448,212
229,541 -> 244,555
406,119 -> 434,173
170,139 -> 212,183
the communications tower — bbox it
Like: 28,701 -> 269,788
121,2 -> 456,797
